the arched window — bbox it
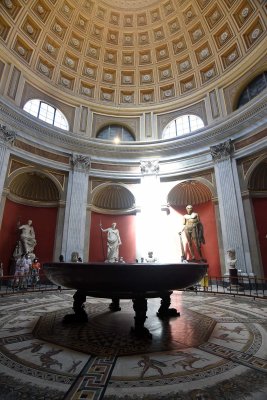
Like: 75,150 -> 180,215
23,99 -> 69,131
162,114 -> 204,139
96,124 -> 135,142
237,72 -> 267,109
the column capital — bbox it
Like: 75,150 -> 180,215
210,139 -> 233,162
0,124 -> 16,146
71,153 -> 91,172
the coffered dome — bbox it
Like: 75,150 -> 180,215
0,0 -> 266,108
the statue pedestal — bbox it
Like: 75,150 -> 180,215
227,267 -> 244,291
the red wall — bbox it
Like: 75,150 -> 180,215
252,197 -> 267,277
0,198 -> 58,274
89,212 -> 136,262
172,202 -> 221,277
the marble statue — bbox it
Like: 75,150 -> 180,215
227,249 -> 237,269
18,220 -> 37,256
179,205 -> 205,261
100,222 -> 122,262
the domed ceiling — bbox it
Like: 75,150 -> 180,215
0,0 -> 266,107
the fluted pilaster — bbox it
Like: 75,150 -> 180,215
61,154 -> 90,261
211,140 -> 252,273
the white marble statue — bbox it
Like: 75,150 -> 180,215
100,222 -> 122,262
18,220 -> 37,255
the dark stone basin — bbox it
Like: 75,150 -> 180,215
43,262 -> 208,338
43,262 -> 208,296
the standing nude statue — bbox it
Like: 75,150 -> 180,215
179,205 -> 205,261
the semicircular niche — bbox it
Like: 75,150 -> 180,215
248,159 -> 267,192
9,172 -> 60,202
167,180 -> 212,207
92,185 -> 135,211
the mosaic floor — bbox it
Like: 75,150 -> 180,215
0,290 -> 266,400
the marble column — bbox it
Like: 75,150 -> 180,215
0,125 -> 16,225
211,140 -> 252,274
61,154 -> 90,262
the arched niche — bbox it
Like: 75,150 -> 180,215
89,183 -> 137,263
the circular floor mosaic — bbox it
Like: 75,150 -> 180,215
33,298 -> 215,356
